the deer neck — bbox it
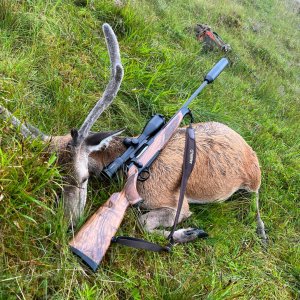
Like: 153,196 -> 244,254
89,136 -> 126,175
103,137 -> 126,166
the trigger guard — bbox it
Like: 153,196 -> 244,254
138,169 -> 150,181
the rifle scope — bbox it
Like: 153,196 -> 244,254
102,114 -> 165,179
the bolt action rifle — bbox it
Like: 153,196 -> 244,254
69,58 -> 229,271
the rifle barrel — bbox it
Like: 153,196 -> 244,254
182,81 -> 208,109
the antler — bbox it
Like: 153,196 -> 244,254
0,105 -> 48,141
76,23 -> 124,145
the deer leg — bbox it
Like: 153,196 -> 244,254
255,192 -> 268,244
139,201 -> 207,243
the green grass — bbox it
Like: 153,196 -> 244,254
0,0 -> 299,299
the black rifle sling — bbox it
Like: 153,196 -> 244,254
167,123 -> 196,245
112,123 -> 196,253
112,236 -> 170,252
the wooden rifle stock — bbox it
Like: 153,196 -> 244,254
69,166 -> 141,271
70,110 -> 188,270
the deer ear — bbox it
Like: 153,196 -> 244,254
84,129 -> 123,153
71,128 -> 79,141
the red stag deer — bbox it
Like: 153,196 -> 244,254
0,24 -> 267,243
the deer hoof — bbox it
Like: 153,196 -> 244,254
185,228 -> 208,238
173,228 -> 208,243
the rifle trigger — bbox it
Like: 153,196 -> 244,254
138,168 -> 150,182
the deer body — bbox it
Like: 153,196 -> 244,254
0,24 -> 266,244
91,121 -> 261,207
87,121 -> 261,242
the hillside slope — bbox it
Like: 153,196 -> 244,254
0,0 -> 299,299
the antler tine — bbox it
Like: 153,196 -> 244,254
25,122 -> 49,141
77,24 -> 124,144
0,105 -> 48,141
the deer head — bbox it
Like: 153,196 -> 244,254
0,24 -> 124,225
